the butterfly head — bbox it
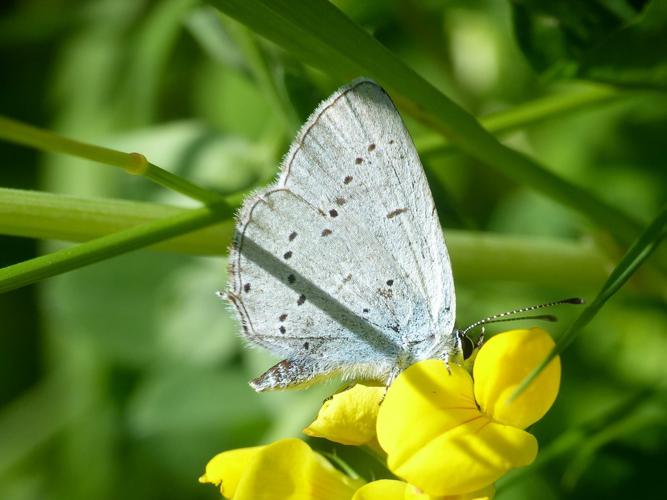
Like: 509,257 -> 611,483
455,329 -> 476,360
451,297 -> 584,368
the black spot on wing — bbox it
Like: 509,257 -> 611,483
243,283 -> 251,293
303,341 -> 310,350
386,279 -> 394,286
279,313 -> 287,322
344,175 -> 353,184
289,231 -> 297,241
368,143 -> 376,152
279,326 -> 286,334
335,197 -> 346,206
329,209 -> 338,217
284,251 -> 293,260
387,208 -> 408,219
355,157 -> 363,165
288,274 -> 296,284
297,294 -> 306,306
321,229 -> 332,237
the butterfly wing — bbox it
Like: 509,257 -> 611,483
227,79 -> 456,390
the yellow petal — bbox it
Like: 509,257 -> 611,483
200,438 -> 363,499
439,484 -> 495,500
305,384 -> 385,446
352,480 -> 495,500
377,360 -> 479,470
473,328 -> 560,429
392,418 -> 536,496
199,446 -> 260,497
352,479 -> 408,500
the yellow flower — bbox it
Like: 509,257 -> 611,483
352,479 -> 494,500
199,438 -> 364,499
377,328 -> 560,496
202,329 -> 559,499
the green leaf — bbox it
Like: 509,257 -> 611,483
512,0 -> 667,89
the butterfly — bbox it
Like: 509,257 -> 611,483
223,79 -> 580,391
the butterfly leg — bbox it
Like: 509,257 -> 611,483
476,326 -> 486,349
443,352 -> 452,374
377,366 -> 403,404
250,358 -> 335,392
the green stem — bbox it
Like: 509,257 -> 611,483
0,187 -> 234,255
0,201 -> 233,294
415,84 -> 619,157
0,115 -> 224,204
0,188 -> 611,289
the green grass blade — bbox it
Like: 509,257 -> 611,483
510,204 -> 667,400
209,0 -> 644,247
0,201 -> 233,294
0,187 -> 234,255
0,115 -> 224,204
416,84 -> 619,158
1,188 -> 613,287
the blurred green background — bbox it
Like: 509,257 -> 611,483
0,0 -> 665,499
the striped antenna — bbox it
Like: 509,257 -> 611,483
461,297 -> 584,335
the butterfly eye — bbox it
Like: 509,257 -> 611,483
460,334 -> 474,360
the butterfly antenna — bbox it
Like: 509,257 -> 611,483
461,297 -> 584,336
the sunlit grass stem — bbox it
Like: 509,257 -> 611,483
0,201 -> 233,294
0,115 -> 224,204
416,84 -> 619,158
0,188 -> 611,290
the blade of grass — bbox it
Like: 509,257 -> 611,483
0,187 -> 234,255
510,204 -> 667,400
0,188 -> 612,288
415,84 -> 620,158
208,0 -> 645,250
0,115 -> 224,204
0,200 -> 233,294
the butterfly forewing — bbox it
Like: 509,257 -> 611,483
228,79 -> 456,389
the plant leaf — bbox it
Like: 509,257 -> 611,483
512,0 -> 667,89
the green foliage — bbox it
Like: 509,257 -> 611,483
512,0 -> 667,89
0,1 -> 665,500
